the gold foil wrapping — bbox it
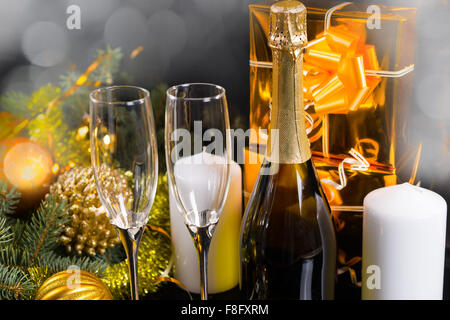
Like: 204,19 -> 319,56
267,1 -> 311,164
247,1 -> 418,208
268,1 -> 307,51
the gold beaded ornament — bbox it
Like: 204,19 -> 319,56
48,166 -> 132,256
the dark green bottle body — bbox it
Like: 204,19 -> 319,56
239,159 -> 336,300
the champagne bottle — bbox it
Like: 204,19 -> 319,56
240,1 -> 337,300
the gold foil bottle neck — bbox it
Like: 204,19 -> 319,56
269,1 -> 307,51
266,0 -> 311,164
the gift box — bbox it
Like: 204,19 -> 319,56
245,0 -> 419,289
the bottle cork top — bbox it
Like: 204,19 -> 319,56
269,1 -> 307,51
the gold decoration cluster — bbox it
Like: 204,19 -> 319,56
48,166 -> 132,256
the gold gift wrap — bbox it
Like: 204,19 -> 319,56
247,0 -> 418,206
246,1 -> 419,287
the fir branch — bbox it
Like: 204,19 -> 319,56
0,91 -> 29,118
51,45 -> 122,112
9,219 -> 26,247
59,71 -> 81,93
19,196 -> 69,266
0,217 -> 13,245
90,46 -> 123,85
0,245 -> 32,270
0,265 -> 35,300
42,251 -> 108,276
0,181 -> 20,217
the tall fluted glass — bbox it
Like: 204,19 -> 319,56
165,83 -> 231,300
90,86 -> 158,300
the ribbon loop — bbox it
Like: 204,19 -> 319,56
304,22 -> 380,115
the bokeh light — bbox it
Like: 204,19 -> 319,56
0,0 -> 33,56
104,7 -> 147,55
21,21 -> 69,67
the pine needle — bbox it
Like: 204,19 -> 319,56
0,182 -> 20,217
0,217 -> 13,245
20,196 -> 69,266
0,266 -> 35,300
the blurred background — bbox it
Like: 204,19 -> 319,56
0,0 -> 449,298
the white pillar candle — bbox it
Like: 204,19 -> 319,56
169,153 -> 242,294
362,183 -> 447,300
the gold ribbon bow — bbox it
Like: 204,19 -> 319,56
303,23 -> 381,115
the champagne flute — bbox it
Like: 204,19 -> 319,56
165,83 -> 231,300
90,86 -> 158,300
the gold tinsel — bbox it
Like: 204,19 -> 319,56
103,174 -> 172,299
27,266 -> 51,290
48,166 -> 132,257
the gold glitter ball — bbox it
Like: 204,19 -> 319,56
35,270 -> 113,300
48,166 -> 132,257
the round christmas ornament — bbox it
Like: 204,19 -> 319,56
0,137 -> 54,215
35,270 -> 113,300
48,166 -> 131,256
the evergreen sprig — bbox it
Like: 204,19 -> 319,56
0,182 -> 20,216
0,266 -> 35,300
90,46 -> 123,86
43,252 -> 108,276
0,91 -> 29,119
0,217 -> 12,245
18,197 -> 69,266
0,190 -> 109,299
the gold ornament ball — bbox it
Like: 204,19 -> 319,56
0,137 -> 54,216
48,166 -> 131,256
35,270 -> 113,300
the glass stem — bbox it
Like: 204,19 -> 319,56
117,226 -> 144,300
191,226 -> 212,300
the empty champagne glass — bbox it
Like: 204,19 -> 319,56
165,83 -> 231,300
90,86 -> 158,300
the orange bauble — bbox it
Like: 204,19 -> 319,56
0,138 -> 54,215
